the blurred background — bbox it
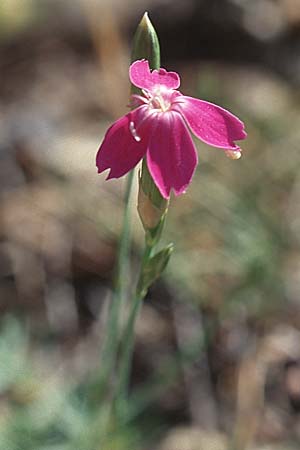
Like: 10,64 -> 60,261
1,0 -> 300,449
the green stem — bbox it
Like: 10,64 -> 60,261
114,238 -> 153,417
94,170 -> 135,397
116,170 -> 135,292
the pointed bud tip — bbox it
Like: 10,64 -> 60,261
138,12 -> 154,33
141,11 -> 149,21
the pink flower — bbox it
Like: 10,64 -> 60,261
96,60 -> 246,199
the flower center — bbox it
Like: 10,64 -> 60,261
149,94 -> 170,112
143,87 -> 172,113
129,87 -> 178,142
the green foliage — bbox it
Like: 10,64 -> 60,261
139,244 -> 174,296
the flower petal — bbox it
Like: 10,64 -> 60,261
129,59 -> 180,91
147,112 -> 198,199
96,111 -> 149,179
176,96 -> 247,150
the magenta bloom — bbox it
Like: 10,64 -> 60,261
96,60 -> 246,199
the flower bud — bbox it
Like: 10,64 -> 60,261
131,12 -> 160,71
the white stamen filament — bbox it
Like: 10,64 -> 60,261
150,94 -> 170,112
131,87 -> 174,113
129,121 -> 141,142
129,110 -> 157,142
